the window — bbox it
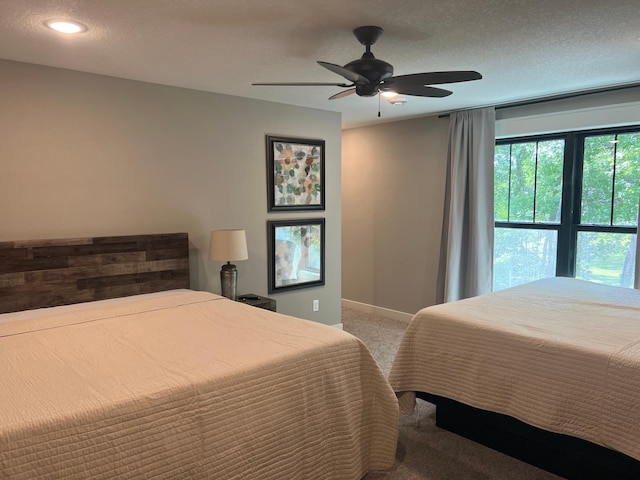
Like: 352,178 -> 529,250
494,126 -> 640,291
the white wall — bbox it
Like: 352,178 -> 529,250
0,59 -> 342,326
496,86 -> 640,137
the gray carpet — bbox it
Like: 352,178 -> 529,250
342,306 -> 563,480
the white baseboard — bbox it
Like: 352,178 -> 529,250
332,323 -> 344,330
341,299 -> 413,324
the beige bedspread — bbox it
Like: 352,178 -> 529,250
0,291 -> 398,479
389,277 -> 640,461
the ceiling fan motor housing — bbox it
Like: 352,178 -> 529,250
346,26 -> 393,96
345,57 -> 393,96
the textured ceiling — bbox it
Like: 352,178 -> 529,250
1,0 -> 639,128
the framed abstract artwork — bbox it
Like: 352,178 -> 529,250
266,135 -> 325,211
267,218 -> 325,293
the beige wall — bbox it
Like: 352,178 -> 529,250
342,116 -> 449,315
0,59 -> 342,326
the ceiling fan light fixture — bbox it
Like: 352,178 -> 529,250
45,20 -> 87,34
381,91 -> 398,98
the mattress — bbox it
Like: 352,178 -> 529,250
1,290 -> 398,479
388,277 -> 640,461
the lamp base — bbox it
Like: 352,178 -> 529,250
220,263 -> 238,300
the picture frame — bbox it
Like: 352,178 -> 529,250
268,218 -> 325,293
266,135 -> 325,211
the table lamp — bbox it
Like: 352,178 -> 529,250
209,229 -> 248,300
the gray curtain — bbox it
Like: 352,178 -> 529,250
436,107 -> 496,303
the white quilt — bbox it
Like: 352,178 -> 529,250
1,291 -> 398,479
389,277 -> 640,461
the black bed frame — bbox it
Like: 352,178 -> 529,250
419,392 -> 640,480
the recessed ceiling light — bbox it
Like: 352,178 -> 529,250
45,20 -> 87,34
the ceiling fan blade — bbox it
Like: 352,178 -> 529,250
317,61 -> 370,85
328,88 -> 356,100
382,85 -> 453,98
383,71 -> 482,89
252,82 -> 353,87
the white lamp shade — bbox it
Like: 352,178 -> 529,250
209,229 -> 248,262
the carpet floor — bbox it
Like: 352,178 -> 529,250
342,306 -> 563,480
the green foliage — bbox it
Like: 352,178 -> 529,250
582,133 -> 640,225
494,139 -> 563,223
535,140 -> 564,222
494,144 -> 510,221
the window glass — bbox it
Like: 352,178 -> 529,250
494,144 -> 511,222
494,227 -> 557,291
613,133 -> 640,226
494,139 -> 564,224
495,127 -> 639,292
508,142 -> 536,222
581,135 -> 615,225
576,232 -> 636,287
534,140 -> 564,223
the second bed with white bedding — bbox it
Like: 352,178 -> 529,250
389,277 -> 640,462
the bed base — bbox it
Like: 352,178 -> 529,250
419,392 -> 640,480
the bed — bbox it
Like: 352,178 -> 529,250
0,233 -> 398,479
389,277 -> 640,479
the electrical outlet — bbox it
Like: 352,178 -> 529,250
312,299 -> 319,312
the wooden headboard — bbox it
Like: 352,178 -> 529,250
0,233 -> 190,314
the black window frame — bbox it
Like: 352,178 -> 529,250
495,124 -> 640,280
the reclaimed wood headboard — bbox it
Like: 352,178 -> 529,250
0,233 -> 190,314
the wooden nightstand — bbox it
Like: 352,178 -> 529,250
237,294 -> 277,312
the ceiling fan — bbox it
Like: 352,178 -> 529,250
252,26 -> 482,101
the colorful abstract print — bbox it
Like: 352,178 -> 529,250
273,142 -> 322,206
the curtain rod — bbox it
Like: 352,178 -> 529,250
438,82 -> 640,118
